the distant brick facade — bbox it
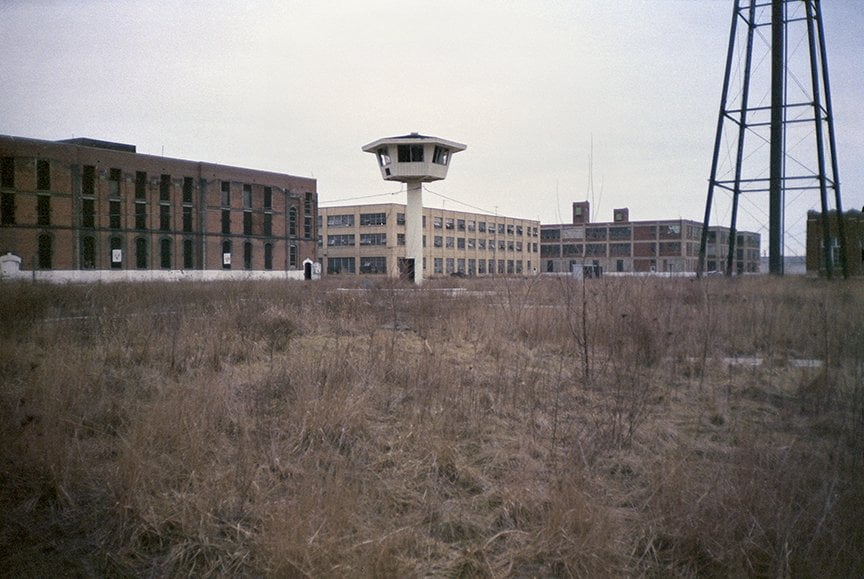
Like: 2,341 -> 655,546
0,135 -> 317,274
540,201 -> 760,275
806,210 -> 864,276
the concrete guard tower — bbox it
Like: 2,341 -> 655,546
362,133 -> 466,284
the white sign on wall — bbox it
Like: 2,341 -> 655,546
223,253 -> 231,265
111,249 -> 122,263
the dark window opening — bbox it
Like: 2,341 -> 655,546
221,181 -> 231,207
160,238 -> 171,269
160,174 -> 171,201
263,212 -> 272,237
243,184 -> 252,209
183,177 -> 194,204
36,159 -> 50,191
160,204 -> 171,231
0,157 -> 13,188
264,243 -> 273,270
135,201 -> 147,230
1,193 -> 15,225
244,241 -> 252,270
263,187 -> 272,210
433,146 -> 450,165
81,198 -> 95,228
135,171 -> 147,199
376,147 -> 391,167
183,239 -> 194,269
38,234 -> 52,269
222,209 -> 231,234
82,165 -> 96,196
80,236 -> 96,269
183,206 -> 193,232
135,238 -> 148,269
37,195 -> 51,226
397,144 -> 424,162
243,211 -> 252,235
289,244 -> 297,268
109,200 -> 121,229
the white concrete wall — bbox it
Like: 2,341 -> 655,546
0,269 -> 313,283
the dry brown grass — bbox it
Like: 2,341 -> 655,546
1,275 -> 863,577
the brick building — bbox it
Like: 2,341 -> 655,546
806,209 -> 864,276
0,135 -> 317,280
540,201 -> 760,275
318,203 -> 540,278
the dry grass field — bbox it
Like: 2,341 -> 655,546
1,275 -> 863,577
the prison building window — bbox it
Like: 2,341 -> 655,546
361,257 -> 387,274
478,260 -> 486,274
457,219 -> 465,231
327,213 -> 353,227
160,239 -> 171,269
0,157 -> 13,188
36,195 -> 51,226
183,239 -> 194,270
397,212 -> 405,225
243,210 -> 252,235
82,165 -> 96,196
38,234 -> 52,269
304,192 -> 313,239
102,168 -> 119,198
136,238 -> 148,269
478,221 -> 486,233
433,216 -> 442,229
445,258 -> 455,274
36,159 -> 51,190
135,201 -> 147,230
397,233 -> 405,246
328,234 -> 355,247
289,244 -> 297,268
109,200 -> 121,229
243,241 -> 253,270
263,187 -> 272,210
263,212 -> 272,237
446,237 -> 454,248
221,181 -> 231,207
457,238 -> 465,249
434,236 -> 442,248
289,207 -> 298,236
159,174 -> 171,202
264,242 -> 273,270
327,256 -> 355,274
433,146 -> 449,165
507,224 -> 514,235
80,236 -> 96,269
110,237 -> 122,269
360,212 -> 386,226
0,192 -> 14,225
222,240 -> 232,269
160,203 -> 171,231
360,233 -> 386,246
221,209 -> 231,234
445,218 -> 454,230
135,171 -> 147,199
498,223 -> 505,235
183,177 -> 194,204
182,205 -> 193,232
81,198 -> 95,228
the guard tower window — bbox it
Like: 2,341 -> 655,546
397,145 -> 424,163
433,146 -> 450,165
376,148 -> 391,167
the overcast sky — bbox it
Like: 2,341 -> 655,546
2,0 -> 862,255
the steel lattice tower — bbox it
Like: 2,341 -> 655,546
697,0 -> 847,278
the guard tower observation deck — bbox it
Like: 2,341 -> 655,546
362,133 -> 466,283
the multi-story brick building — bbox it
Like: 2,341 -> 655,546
806,209 -> 864,276
317,203 -> 540,278
540,201 -> 760,275
0,134 -> 317,280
